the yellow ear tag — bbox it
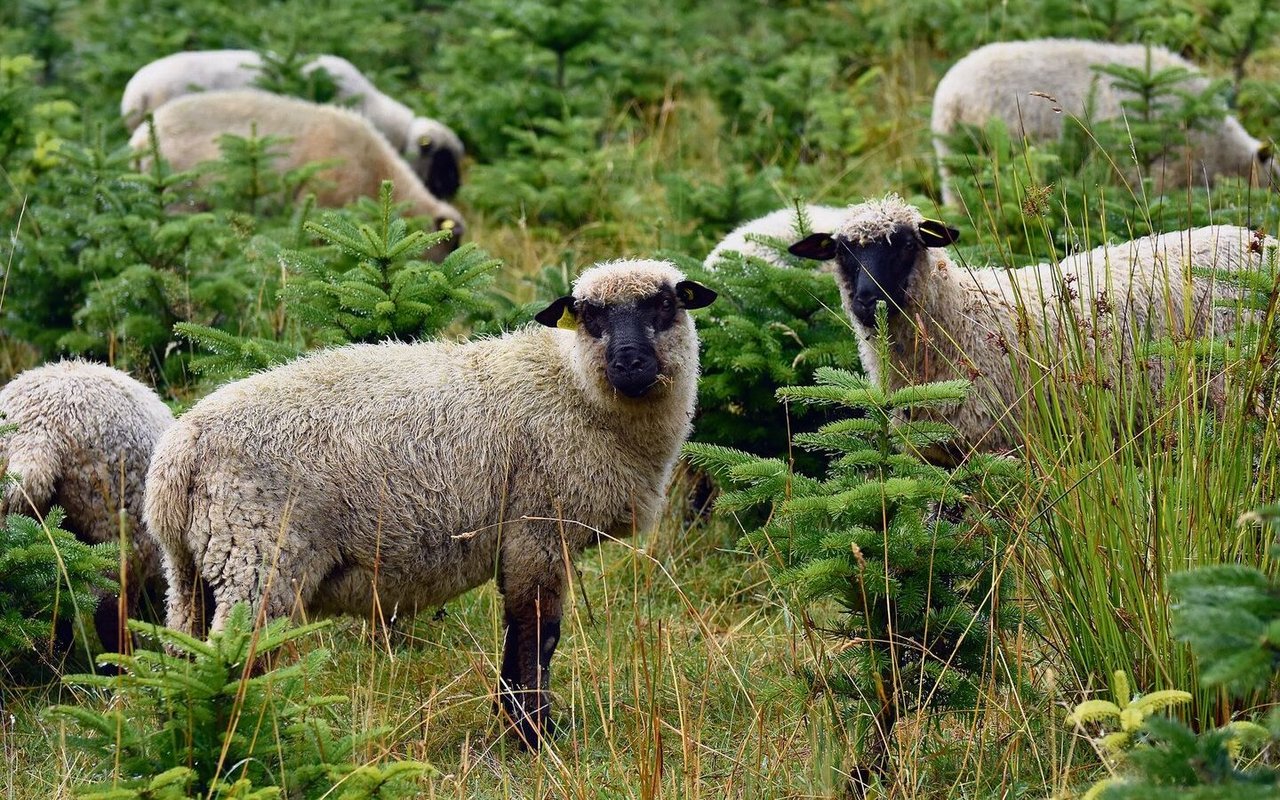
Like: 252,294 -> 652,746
419,135 -> 432,148
681,286 -> 695,302
556,306 -> 577,330
439,219 -> 456,231
822,237 -> 833,248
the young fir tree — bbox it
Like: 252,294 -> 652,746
1092,49 -> 1234,178
48,604 -> 433,799
177,181 -> 501,378
681,202 -> 861,458
0,499 -> 118,669
684,303 -> 1021,785
251,47 -> 342,105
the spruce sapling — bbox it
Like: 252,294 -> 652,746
685,302 -> 1021,787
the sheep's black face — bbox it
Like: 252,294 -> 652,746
534,280 -> 718,398
839,227 -> 923,327
585,289 -> 674,397
421,144 -> 461,200
790,220 -> 960,328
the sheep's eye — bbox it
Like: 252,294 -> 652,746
578,303 -> 607,337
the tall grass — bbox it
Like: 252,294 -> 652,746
960,180 -> 1280,728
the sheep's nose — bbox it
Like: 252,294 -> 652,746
855,288 -> 880,305
610,343 -> 653,372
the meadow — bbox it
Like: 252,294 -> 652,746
2,0 -> 1279,797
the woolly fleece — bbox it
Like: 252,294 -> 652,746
0,360 -> 174,594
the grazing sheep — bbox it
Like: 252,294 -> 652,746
130,90 -> 464,263
0,361 -> 174,653
120,50 -> 465,199
931,38 -> 1278,205
789,194 -> 1267,453
703,205 -> 848,270
144,259 -> 716,746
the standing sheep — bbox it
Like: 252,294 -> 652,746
931,39 -> 1278,205
0,360 -> 174,653
120,50 -> 465,199
130,90 -> 464,263
788,194 -> 1266,453
144,259 -> 716,746
703,205 -> 848,270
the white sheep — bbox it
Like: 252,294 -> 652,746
703,205 -> 848,270
120,50 -> 465,199
789,194 -> 1268,454
129,89 -> 464,263
0,360 -> 174,652
931,38 -> 1278,205
143,259 -> 717,746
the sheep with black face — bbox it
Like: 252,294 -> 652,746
790,194 -> 1267,453
144,258 -> 715,748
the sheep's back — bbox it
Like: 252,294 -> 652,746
0,361 -> 172,568
174,334 -> 659,580
934,39 -> 1208,142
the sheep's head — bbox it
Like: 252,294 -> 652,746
1255,139 -> 1280,189
535,259 -> 716,399
406,118 -> 463,200
788,195 -> 959,328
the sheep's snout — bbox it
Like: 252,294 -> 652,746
423,147 -> 461,200
606,340 -> 660,397
850,295 -> 884,327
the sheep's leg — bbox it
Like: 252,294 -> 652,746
497,535 -> 566,749
206,532 -> 332,634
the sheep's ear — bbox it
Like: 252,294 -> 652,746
675,280 -> 717,309
535,296 -> 578,330
788,233 -> 839,261
1258,142 -> 1274,163
919,219 -> 960,247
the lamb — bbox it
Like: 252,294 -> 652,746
703,205 -> 848,270
788,194 -> 1267,454
0,360 -> 174,653
931,38 -> 1279,205
143,259 -> 717,746
130,90 -> 464,263
120,50 -> 465,199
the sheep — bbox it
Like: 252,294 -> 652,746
0,360 -> 174,653
931,38 -> 1278,205
788,193 -> 1268,454
120,50 -> 465,199
703,205 -> 848,270
143,259 -> 717,746
129,89 -> 464,263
